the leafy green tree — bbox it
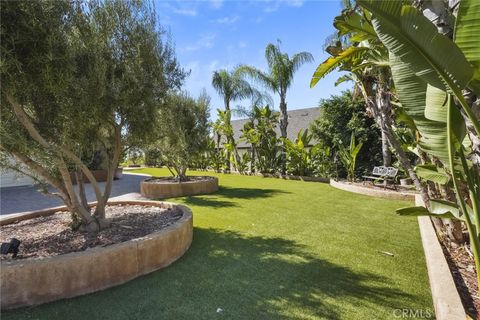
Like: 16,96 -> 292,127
144,148 -> 163,167
310,91 -> 382,177
0,0 -> 185,232
151,91 -> 211,181
239,41 -> 314,173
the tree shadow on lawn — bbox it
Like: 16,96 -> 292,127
5,228 -> 422,320
181,186 -> 290,209
182,196 -> 238,208
217,186 -> 290,199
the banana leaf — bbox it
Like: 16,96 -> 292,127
310,47 -> 369,88
454,0 -> 480,95
415,164 -> 450,185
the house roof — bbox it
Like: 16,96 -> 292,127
228,107 -> 321,149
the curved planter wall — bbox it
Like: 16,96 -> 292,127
0,200 -> 193,310
329,179 -> 415,201
141,176 -> 219,199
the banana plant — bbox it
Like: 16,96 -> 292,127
310,6 -> 431,201
335,131 -> 364,182
283,129 -> 314,176
356,0 -> 480,285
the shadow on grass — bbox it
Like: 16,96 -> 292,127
4,228 -> 417,320
217,186 -> 290,199
181,186 -> 290,209
183,196 -> 238,208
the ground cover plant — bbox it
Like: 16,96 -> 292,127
3,168 -> 433,320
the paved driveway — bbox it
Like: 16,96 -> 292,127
0,173 -> 150,215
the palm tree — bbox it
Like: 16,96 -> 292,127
234,94 -> 273,172
211,68 -> 256,170
238,41 -> 314,173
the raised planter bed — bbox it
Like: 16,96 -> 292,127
140,176 -> 219,199
0,200 -> 193,310
329,179 -> 416,201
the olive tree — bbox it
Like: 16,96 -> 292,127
0,0 -> 185,232
150,90 -> 211,181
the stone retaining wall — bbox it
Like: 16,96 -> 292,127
0,200 -> 193,310
141,176 -> 219,199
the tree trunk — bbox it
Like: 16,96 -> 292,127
372,84 -> 431,204
76,169 -> 89,209
279,94 -> 288,174
178,166 -> 188,182
225,99 -> 232,171
279,98 -> 288,139
94,124 -> 121,225
381,129 -> 392,167
461,92 -> 480,167
251,145 -> 256,173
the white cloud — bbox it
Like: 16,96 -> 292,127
210,0 -> 223,9
158,2 -> 198,16
182,34 -> 216,52
212,15 -> 240,24
172,8 -> 197,16
252,16 -> 263,23
287,0 -> 304,7
262,0 -> 304,12
263,3 -> 279,13
238,41 -> 247,49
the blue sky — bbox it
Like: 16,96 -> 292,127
155,0 -> 351,120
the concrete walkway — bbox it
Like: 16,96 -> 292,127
0,173 -> 150,216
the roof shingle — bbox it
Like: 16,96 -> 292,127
227,107 -> 321,148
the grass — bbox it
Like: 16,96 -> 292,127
3,168 -> 433,320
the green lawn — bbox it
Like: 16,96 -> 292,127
3,168 -> 433,320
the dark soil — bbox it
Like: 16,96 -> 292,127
438,231 -> 480,319
0,204 -> 183,261
145,176 -> 214,183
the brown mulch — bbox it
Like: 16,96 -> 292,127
0,204 -> 183,261
145,176 -> 214,183
438,232 -> 480,319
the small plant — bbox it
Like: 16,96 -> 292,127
283,129 -> 315,177
335,132 -> 364,182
